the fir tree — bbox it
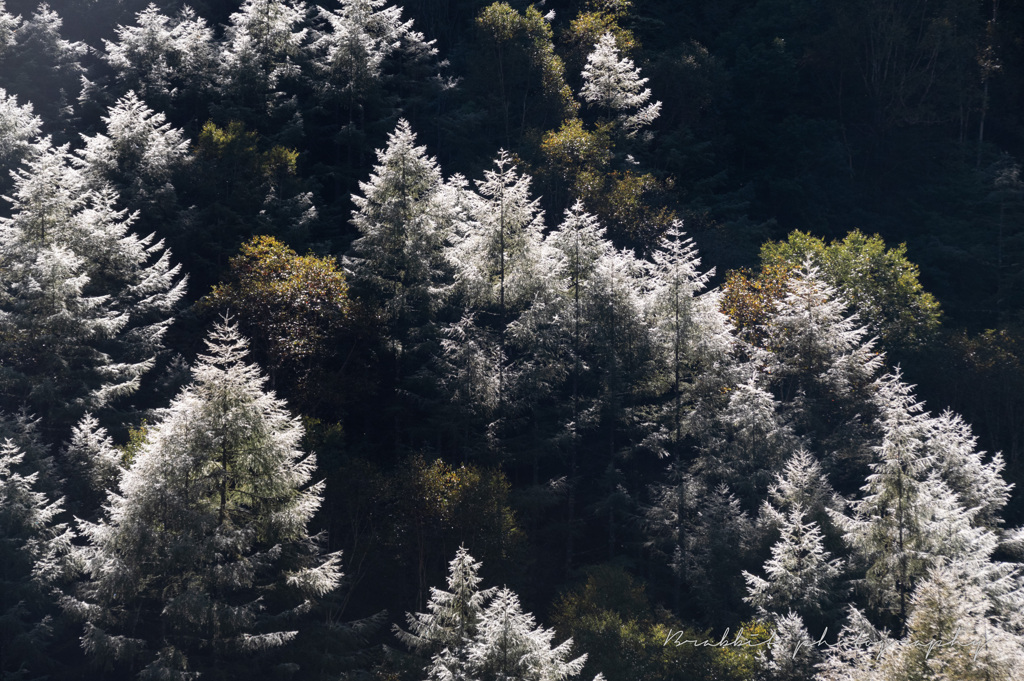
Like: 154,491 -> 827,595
64,320 -> 342,681
102,4 -> 216,108
469,587 -> 588,681
580,32 -> 661,137
217,0 -> 311,126
0,141 -> 186,437
743,505 -> 843,618
0,88 -> 39,190
75,92 -> 191,233
0,439 -> 73,680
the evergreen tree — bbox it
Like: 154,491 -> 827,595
743,505 -> 843,618
759,448 -> 843,532
923,409 -> 1011,529
65,320 -> 342,681
762,260 -> 882,486
0,439 -> 73,680
75,92 -> 191,234
833,372 -> 1003,632
0,141 -> 186,437
102,4 -> 216,110
217,0 -> 311,128
310,0 -> 436,106
348,119 -> 453,344
469,587 -> 588,681
0,88 -> 39,191
61,414 -> 122,521
757,611 -> 820,681
580,32 -> 661,137
0,3 -> 85,137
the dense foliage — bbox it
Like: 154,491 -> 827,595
1,0 -> 1023,679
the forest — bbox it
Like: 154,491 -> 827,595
1,0 -> 1024,679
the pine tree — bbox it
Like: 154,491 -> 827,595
102,4 -> 216,108
75,92 -> 191,233
217,0 -> 311,125
580,32 -> 661,137
0,141 -> 186,437
744,505 -> 843,618
0,439 -> 73,680
469,587 -> 588,681
348,119 -> 453,342
65,320 -> 341,680
394,545 -> 495,681
0,88 -> 39,190
444,151 -> 547,433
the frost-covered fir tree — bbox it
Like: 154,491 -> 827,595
759,448 -> 843,532
310,0 -> 436,104
580,32 -> 661,137
75,92 -> 191,232
695,373 -> 795,504
0,88 -> 40,188
0,439 -> 73,680
61,414 -> 122,520
763,260 -> 882,485
103,4 -> 216,107
744,505 -> 843,618
445,151 -> 546,419
217,0 -> 310,124
65,320 -> 342,681
923,409 -> 1011,529
757,611 -> 820,681
644,225 -> 733,461
469,587 -> 588,681
832,372 -> 1005,632
349,119 -> 454,340
0,141 -> 185,437
0,4 -> 86,135
818,561 -> 1024,681
394,545 -> 495,680
398,548 -> 600,681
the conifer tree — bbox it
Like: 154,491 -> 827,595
65,320 -> 342,681
757,612 -> 820,681
445,151 -> 546,430
580,32 -> 661,137
0,141 -> 186,437
763,260 -> 882,484
0,3 -> 85,136
348,119 -> 453,342
217,0 -> 311,125
0,88 -> 39,189
102,4 -> 216,109
833,372 -> 1004,632
398,547 -> 599,681
743,505 -> 843,618
61,414 -> 122,520
469,587 -> 588,681
310,0 -> 436,104
0,439 -> 73,680
75,92 -> 191,233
